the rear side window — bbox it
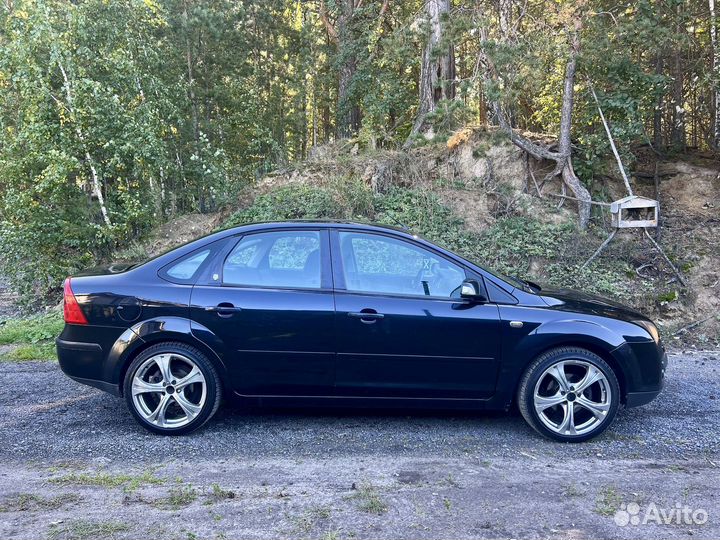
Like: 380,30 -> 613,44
166,249 -> 211,280
223,231 -> 322,289
159,238 -> 228,284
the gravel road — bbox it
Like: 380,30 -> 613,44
1,351 -> 718,540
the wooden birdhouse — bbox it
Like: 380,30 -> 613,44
610,195 -> 659,229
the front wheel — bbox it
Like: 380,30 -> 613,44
517,347 -> 620,442
123,342 -> 222,435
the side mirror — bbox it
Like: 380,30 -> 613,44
460,279 -> 488,303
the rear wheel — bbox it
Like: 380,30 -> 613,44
517,347 -> 620,442
123,342 -> 221,435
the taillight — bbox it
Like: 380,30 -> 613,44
63,278 -> 88,325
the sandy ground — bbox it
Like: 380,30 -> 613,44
0,351 -> 718,540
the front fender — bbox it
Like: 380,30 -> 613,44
106,316 -> 230,395
522,318 -> 626,358
495,306 -> 642,408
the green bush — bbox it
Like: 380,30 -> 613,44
225,185 -> 345,227
0,312 -> 63,361
222,182 -> 648,302
0,312 -> 64,344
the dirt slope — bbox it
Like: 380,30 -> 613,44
150,130 -> 720,346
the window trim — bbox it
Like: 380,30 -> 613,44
219,228 -> 332,291
158,238 -> 229,285
330,228 -> 469,300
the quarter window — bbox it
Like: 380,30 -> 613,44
224,231 -> 322,289
338,232 -> 465,297
165,249 -> 211,281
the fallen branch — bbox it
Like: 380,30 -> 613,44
643,228 -> 686,287
548,193 -> 610,206
587,79 -> 633,197
635,263 -> 655,278
672,315 -> 716,336
581,229 -> 617,269
528,161 -> 543,197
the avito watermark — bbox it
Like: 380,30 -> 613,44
614,502 -> 708,527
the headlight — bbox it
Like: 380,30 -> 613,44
633,320 -> 660,343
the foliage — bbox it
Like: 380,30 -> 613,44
0,312 -> 63,344
0,311 -> 63,361
225,185 -> 344,226
0,0 -> 715,305
0,342 -> 57,362
224,181 -> 646,301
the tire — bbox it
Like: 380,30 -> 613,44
517,347 -> 620,442
123,342 -> 222,435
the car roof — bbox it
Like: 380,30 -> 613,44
128,218 -> 519,295
138,220 -> 419,271
224,219 -> 412,235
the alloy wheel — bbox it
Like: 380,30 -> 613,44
130,352 -> 207,429
533,359 -> 612,436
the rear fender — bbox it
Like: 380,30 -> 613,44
106,317 -> 230,395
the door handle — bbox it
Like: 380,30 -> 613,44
205,303 -> 242,317
348,310 -> 385,324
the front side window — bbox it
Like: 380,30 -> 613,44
223,231 -> 322,289
338,232 -> 465,297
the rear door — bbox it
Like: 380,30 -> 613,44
190,228 -> 335,396
331,229 -> 501,399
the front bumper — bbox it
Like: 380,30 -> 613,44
625,388 -> 662,407
623,348 -> 667,408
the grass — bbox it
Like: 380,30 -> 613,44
562,483 -> 584,498
0,312 -> 63,344
1,342 -> 57,361
204,483 -> 236,504
155,485 -> 198,509
0,311 -> 62,361
595,486 -> 623,516
0,492 -> 81,512
48,519 -> 129,540
49,471 -> 164,493
294,506 -> 332,533
349,483 -> 388,515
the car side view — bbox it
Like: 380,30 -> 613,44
56,221 -> 667,442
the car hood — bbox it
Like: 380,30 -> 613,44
537,285 -> 649,323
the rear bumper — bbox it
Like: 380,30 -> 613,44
56,338 -> 121,397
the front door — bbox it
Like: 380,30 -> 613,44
332,230 -> 501,399
190,229 -> 335,396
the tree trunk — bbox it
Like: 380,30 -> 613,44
479,18 -> 591,229
57,61 -> 112,227
556,23 -> 592,229
336,0 -> 360,138
498,0 -> 513,38
406,0 -> 455,145
183,0 -> 200,145
711,0 -> 720,149
671,6 -> 686,150
653,52 -> 664,151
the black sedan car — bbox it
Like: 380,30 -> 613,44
57,221 -> 666,441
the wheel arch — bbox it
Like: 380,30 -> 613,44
517,341 -> 628,404
503,319 -> 631,407
107,316 -> 230,397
